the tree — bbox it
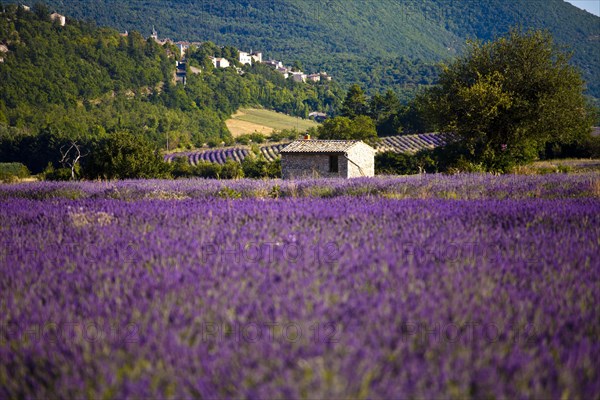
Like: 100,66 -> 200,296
340,84 -> 368,118
369,90 -> 402,136
424,28 -> 593,171
82,131 -> 170,179
32,2 -> 49,21
59,141 -> 89,180
369,90 -> 400,121
317,115 -> 379,145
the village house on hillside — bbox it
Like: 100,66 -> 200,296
0,44 -> 8,63
210,57 -> 230,68
280,139 -> 375,179
50,12 -> 66,26
291,71 -> 307,82
141,28 -> 333,82
239,51 -> 262,65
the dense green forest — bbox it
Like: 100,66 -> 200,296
36,0 -> 600,99
0,4 -> 344,172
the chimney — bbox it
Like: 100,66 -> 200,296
303,134 -> 311,140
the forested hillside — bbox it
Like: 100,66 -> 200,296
0,4 -> 343,172
36,0 -> 600,98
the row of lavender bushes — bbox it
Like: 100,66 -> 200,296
1,173 -> 598,200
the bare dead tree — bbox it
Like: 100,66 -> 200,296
60,141 -> 89,180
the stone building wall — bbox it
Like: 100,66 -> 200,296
281,153 -> 348,179
346,143 -> 375,178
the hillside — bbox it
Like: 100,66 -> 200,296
0,5 -> 343,172
38,0 -> 600,98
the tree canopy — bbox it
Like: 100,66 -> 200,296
424,28 -> 593,171
340,84 -> 368,118
0,6 -> 344,175
317,115 -> 379,145
82,131 -> 170,180
39,0 -> 600,98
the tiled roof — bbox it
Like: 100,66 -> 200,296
280,140 -> 367,153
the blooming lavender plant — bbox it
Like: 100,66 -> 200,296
0,172 -> 598,200
0,175 -> 598,398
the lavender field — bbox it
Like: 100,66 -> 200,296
1,174 -> 599,398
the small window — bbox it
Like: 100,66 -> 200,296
329,155 -> 339,173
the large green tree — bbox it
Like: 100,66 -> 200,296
340,84 -> 368,118
317,115 -> 379,145
425,28 -> 593,171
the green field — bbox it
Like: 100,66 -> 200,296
226,108 -> 318,137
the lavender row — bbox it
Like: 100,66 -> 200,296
165,133 -> 453,165
1,173 -> 598,200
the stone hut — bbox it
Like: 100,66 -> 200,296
280,139 -> 375,179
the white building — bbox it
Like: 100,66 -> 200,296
211,57 -> 230,69
251,52 -> 263,63
50,12 -> 66,26
239,51 -> 251,65
0,44 -> 8,63
276,67 -> 290,79
239,51 -> 263,65
264,59 -> 283,69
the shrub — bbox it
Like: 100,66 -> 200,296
206,138 -> 221,148
242,155 -> 281,178
375,150 -> 437,175
220,159 -> 244,179
171,156 -> 194,178
217,186 -> 242,199
193,161 -> 222,179
376,152 -> 418,175
0,162 -> 30,183
235,135 -> 251,145
43,164 -> 73,181
269,184 -> 281,199
542,135 -> 600,160
249,132 -> 266,144
268,130 -> 290,142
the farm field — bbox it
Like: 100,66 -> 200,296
1,174 -> 599,398
164,132 -> 453,164
225,108 -> 319,137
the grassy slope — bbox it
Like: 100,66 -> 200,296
225,108 -> 318,137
